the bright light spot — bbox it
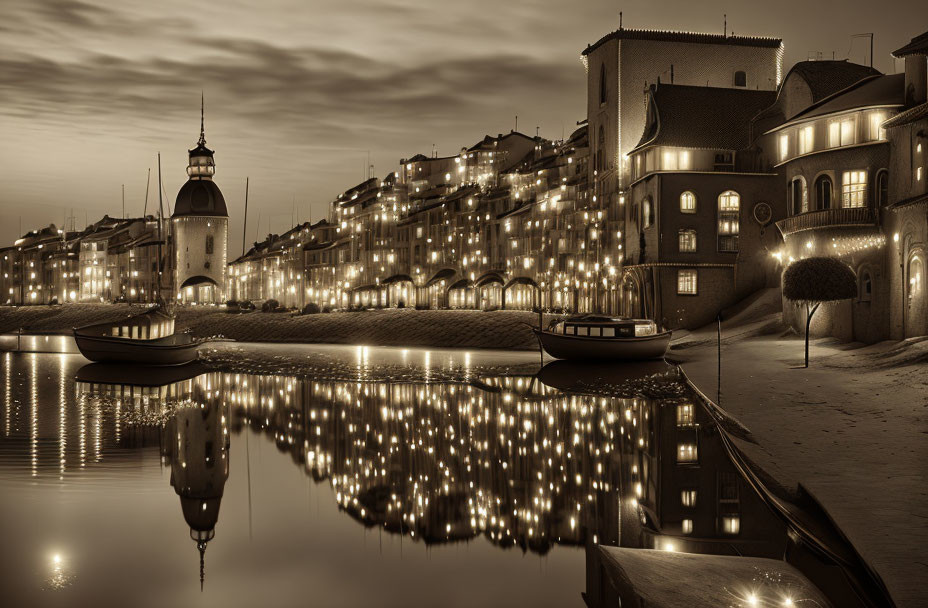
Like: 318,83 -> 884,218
783,598 -> 793,606
747,593 -> 758,606
53,554 -> 62,565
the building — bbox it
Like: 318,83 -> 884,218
172,102 -> 228,304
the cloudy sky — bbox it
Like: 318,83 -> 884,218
0,0 -> 920,254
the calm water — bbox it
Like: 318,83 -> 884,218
0,344 -> 863,607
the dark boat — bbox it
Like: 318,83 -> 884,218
73,307 -> 204,366
533,315 -> 671,361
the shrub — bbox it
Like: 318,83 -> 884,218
396,300 -> 406,309
239,300 -> 256,311
48,297 -> 59,306
301,302 -> 321,315
261,298 -> 281,313
322,305 -> 332,313
225,299 -> 238,307
783,257 -> 857,367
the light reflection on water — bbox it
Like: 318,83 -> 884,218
0,348 -> 839,607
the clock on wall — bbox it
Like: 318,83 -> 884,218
753,202 -> 773,226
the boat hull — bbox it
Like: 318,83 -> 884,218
533,329 -> 671,361
73,333 -> 203,366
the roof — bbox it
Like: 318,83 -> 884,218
780,73 -> 904,126
188,142 -> 214,157
893,31 -> 928,57
173,179 -> 228,217
632,84 -> 776,152
582,28 -> 781,56
786,61 -> 880,103
882,101 -> 928,128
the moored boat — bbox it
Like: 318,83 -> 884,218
533,315 -> 671,361
73,306 -> 204,365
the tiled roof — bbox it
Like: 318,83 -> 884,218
632,84 -> 776,152
786,61 -> 880,103
582,28 -> 781,56
780,74 -> 904,126
893,31 -> 928,57
882,101 -> 928,129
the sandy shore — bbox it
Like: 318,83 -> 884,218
0,304 -> 547,350
673,331 -> 928,608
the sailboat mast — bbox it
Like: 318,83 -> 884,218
242,177 -> 249,256
157,153 -> 165,302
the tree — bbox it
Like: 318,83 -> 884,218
783,257 -> 857,368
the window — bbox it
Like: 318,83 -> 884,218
676,403 -> 694,426
642,198 -> 654,228
868,111 -> 886,141
814,175 -> 833,210
599,63 -> 607,105
717,190 -> 740,252
597,125 -> 606,172
733,70 -> 746,87
859,269 -> 872,302
799,125 -> 814,154
205,234 -> 214,255
677,269 -> 697,295
918,167 -> 923,182
875,170 -> 888,207
678,229 -> 697,252
676,442 -> 698,463
680,191 -> 696,213
791,177 -> 806,214
842,170 -> 868,208
662,149 -> 677,171
722,516 -> 741,535
681,489 -> 697,507
778,133 -> 789,161
829,116 -> 856,147
681,519 -> 693,534
909,256 -> 922,301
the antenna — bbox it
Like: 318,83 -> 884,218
850,33 -> 874,67
198,92 -> 206,146
619,11 -> 622,29
121,184 -> 125,219
143,168 -> 151,217
723,14 -> 727,37
514,115 -> 518,132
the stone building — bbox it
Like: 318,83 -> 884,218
172,104 -> 228,304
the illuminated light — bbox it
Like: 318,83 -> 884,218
747,593 -> 758,606
894,232 -> 900,243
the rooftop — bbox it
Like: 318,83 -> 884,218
892,31 -> 928,57
632,83 -> 776,152
779,73 -> 905,127
582,27 -> 781,56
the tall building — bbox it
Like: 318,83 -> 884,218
172,99 -> 228,304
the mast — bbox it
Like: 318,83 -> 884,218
157,153 -> 165,305
143,168 -> 151,217
242,177 -> 249,256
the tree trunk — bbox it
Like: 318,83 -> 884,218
804,302 -> 821,368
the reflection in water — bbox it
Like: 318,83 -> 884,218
0,352 -> 883,606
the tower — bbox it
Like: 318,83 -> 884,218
172,95 -> 228,304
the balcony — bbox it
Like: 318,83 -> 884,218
775,207 -> 878,237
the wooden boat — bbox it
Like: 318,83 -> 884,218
73,307 -> 204,365
533,315 -> 671,361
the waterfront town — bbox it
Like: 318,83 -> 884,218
1,6 -> 927,608
2,28 -> 925,343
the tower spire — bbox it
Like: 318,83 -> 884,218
199,92 -> 206,147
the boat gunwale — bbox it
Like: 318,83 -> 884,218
534,328 -> 671,343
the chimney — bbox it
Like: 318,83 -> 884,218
903,54 -> 927,106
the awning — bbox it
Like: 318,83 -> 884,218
180,275 -> 218,288
425,268 -> 456,288
504,276 -> 538,290
381,274 -> 415,285
475,272 -> 505,287
447,278 -> 474,291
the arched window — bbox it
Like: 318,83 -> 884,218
642,198 -> 654,228
790,177 -> 806,215
680,191 -> 696,213
909,256 -> 922,301
876,170 -> 889,207
717,190 -> 740,252
597,125 -> 605,172
814,175 -> 833,210
733,70 -> 747,87
859,268 -> 873,302
599,64 -> 607,105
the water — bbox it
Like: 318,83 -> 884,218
0,344 -> 879,607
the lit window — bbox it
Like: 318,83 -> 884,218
918,167 -> 923,181
778,134 -> 789,161
869,112 -> 885,140
829,116 -> 856,147
642,198 -> 654,228
676,442 -> 698,463
681,489 -> 697,507
799,125 -> 814,154
677,269 -> 697,295
909,256 -> 922,301
662,149 -> 678,171
682,519 -> 693,534
717,190 -> 740,252
676,403 -> 694,426
842,170 -> 868,208
680,191 -> 696,213
678,229 -> 697,252
679,150 -> 692,170
722,516 -> 740,535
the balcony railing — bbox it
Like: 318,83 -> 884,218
775,207 -> 877,237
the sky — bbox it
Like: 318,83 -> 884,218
0,0 -> 922,255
